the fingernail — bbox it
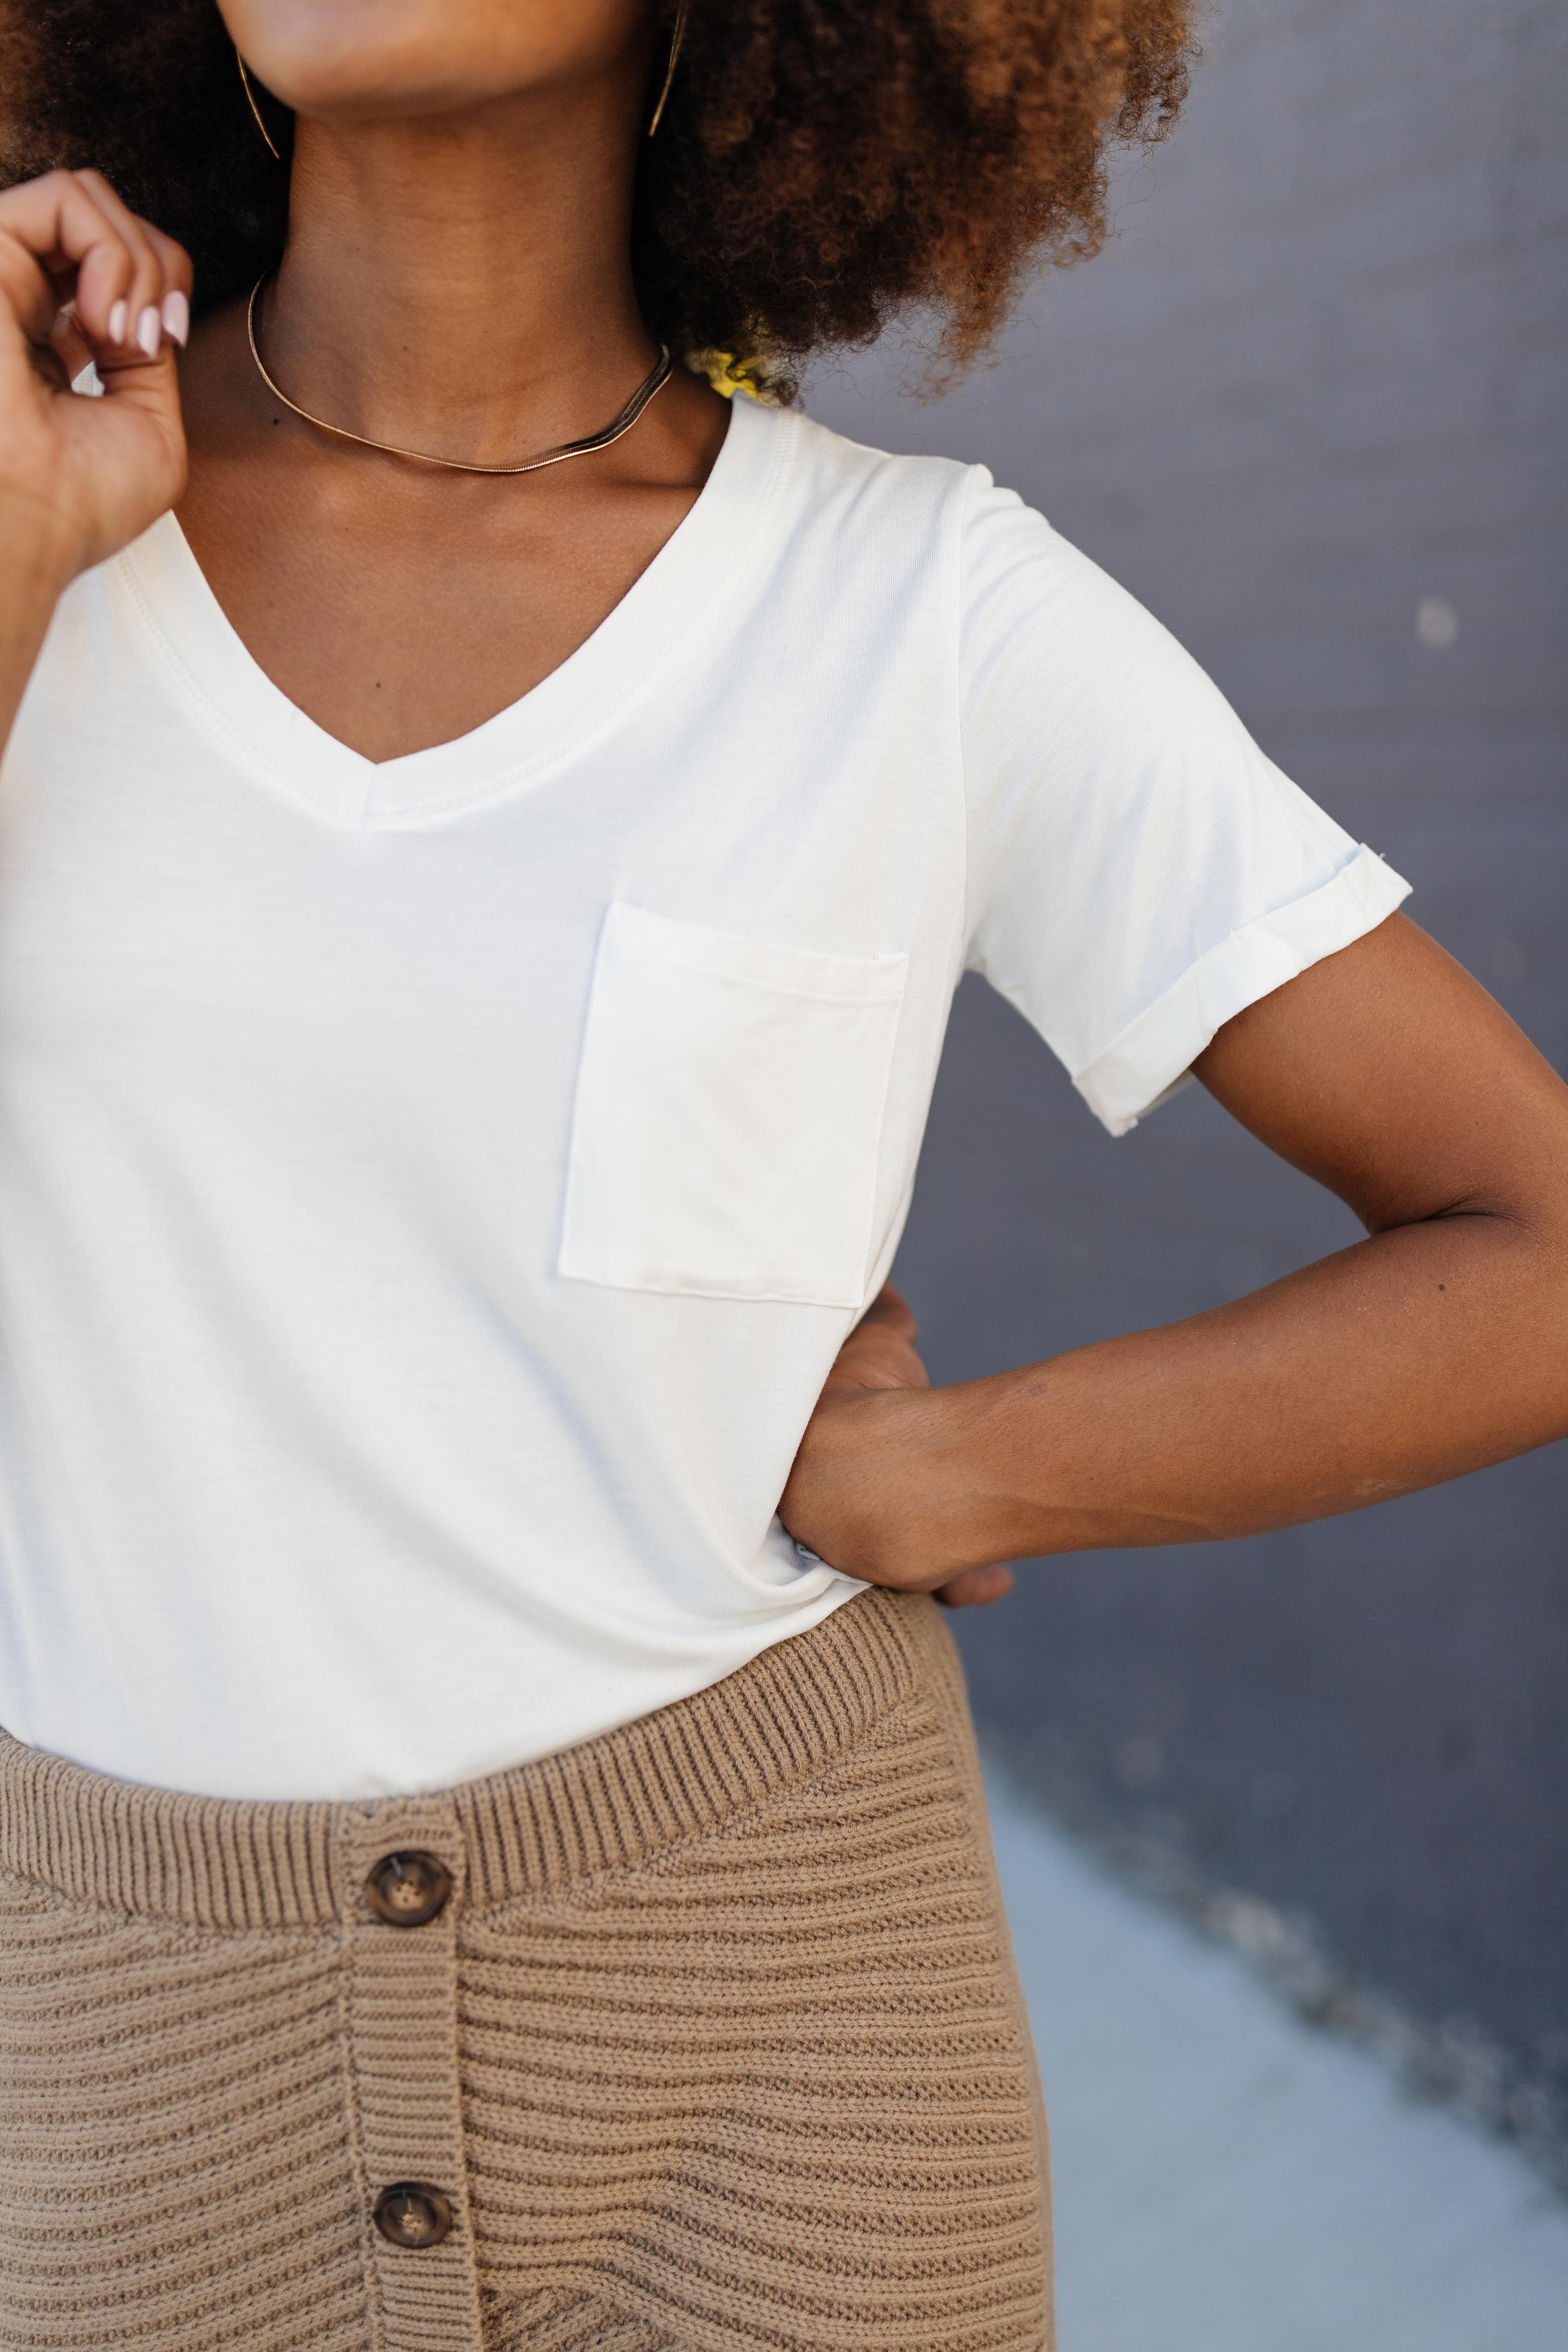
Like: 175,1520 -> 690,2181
161,289 -> 189,348
108,298 -> 128,344
135,304 -> 161,359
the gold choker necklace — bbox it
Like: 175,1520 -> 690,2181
245,277 -> 673,478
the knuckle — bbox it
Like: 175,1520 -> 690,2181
157,240 -> 195,291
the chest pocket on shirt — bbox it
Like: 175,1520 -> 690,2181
559,902 -> 907,1308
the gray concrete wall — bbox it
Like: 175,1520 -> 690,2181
806,0 -> 1568,2151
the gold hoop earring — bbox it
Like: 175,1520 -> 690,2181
647,0 -> 688,139
237,49 -> 283,162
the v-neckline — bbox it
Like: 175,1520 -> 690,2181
113,393 -> 787,831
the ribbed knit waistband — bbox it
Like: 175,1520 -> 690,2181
0,1588 -> 935,1932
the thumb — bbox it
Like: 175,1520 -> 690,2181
857,1281 -> 919,1343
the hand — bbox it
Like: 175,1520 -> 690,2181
0,170 -> 191,586
781,1284 -> 1015,1608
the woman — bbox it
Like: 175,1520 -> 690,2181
0,1 -> 1565,2345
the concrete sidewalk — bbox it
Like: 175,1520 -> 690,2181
986,1774 -> 1568,2352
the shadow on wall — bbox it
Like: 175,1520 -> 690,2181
804,0 -> 1568,2181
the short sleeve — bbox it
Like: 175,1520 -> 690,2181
958,473 -> 1411,1135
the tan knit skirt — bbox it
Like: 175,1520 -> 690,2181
0,1588 -> 1050,2352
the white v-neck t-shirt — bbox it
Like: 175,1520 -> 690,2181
0,395 -> 1408,1800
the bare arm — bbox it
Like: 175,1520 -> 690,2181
780,915 -> 1568,1592
0,170 -> 192,755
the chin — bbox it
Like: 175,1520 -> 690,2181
222,0 -> 642,119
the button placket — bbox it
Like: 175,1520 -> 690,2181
341,1798 -> 484,2352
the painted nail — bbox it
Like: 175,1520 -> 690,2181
160,289 -> 189,348
135,304 -> 161,359
108,298 -> 128,344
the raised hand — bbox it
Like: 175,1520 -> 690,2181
0,168 -> 191,593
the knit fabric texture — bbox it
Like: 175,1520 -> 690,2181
0,1589 -> 1051,2352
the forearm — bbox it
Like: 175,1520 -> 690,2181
796,1205 -> 1568,1582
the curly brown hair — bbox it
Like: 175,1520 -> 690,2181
0,0 -> 1197,396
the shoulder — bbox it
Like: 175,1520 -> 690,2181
739,397 -> 983,557
743,399 -> 1123,633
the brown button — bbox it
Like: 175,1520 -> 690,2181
372,2182 -> 454,2250
365,1850 -> 452,1928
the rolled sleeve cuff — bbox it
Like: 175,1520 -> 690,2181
1072,843 -> 1413,1137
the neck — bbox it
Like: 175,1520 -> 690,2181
262,76 -> 657,466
